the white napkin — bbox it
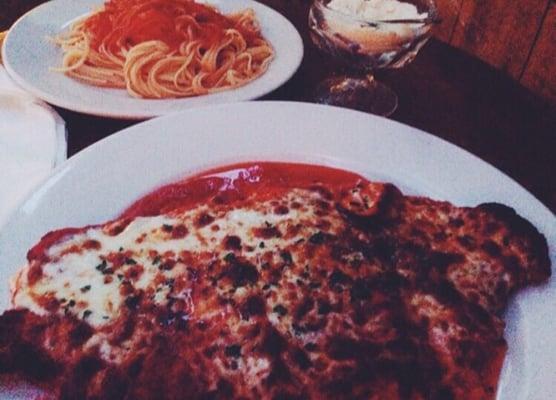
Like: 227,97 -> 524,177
0,66 -> 67,228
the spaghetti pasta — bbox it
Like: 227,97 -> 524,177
52,0 -> 274,99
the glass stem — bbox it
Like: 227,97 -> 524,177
365,73 -> 376,86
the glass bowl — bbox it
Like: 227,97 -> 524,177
308,0 -> 438,115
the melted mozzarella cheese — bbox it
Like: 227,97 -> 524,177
12,190 -> 335,327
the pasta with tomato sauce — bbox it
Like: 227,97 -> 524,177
52,0 -> 274,99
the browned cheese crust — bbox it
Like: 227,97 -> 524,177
0,182 -> 551,400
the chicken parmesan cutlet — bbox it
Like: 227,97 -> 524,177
0,162 -> 551,400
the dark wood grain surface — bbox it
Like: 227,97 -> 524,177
521,1 -> 556,104
450,0 -> 548,79
3,0 -> 556,212
430,0 -> 462,42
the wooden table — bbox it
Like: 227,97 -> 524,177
4,0 -> 556,212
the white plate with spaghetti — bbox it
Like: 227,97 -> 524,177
1,0 -> 303,120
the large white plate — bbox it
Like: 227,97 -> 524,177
0,102 -> 554,399
1,0 -> 303,119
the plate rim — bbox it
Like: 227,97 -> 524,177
1,0 -> 304,120
51,101 -> 556,219
4,100 -> 553,241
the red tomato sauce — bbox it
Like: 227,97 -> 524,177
85,0 -> 261,52
121,162 -> 367,218
27,163 -> 366,269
